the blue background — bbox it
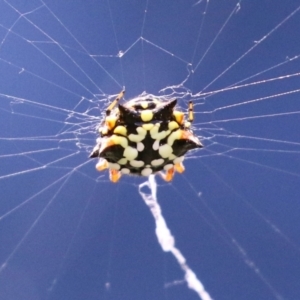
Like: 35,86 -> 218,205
0,1 -> 300,300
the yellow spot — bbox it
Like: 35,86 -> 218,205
111,135 -> 128,148
141,168 -> 152,176
173,111 -> 184,125
118,158 -> 127,165
141,110 -> 153,122
163,164 -> 173,171
169,154 -> 176,160
151,130 -> 170,141
121,168 -> 130,174
152,140 -> 159,151
128,127 -> 147,142
142,123 -> 154,131
159,144 -> 173,158
130,160 -> 145,168
137,127 -> 147,135
114,126 -> 127,136
168,121 -> 179,131
150,123 -> 160,137
109,169 -> 121,183
173,156 -> 184,164
105,116 -> 117,130
151,159 -> 164,166
137,142 -> 144,152
140,101 -> 148,109
108,163 -> 121,170
128,134 -> 143,143
167,130 -> 182,146
123,146 -> 138,160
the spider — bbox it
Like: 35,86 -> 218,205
89,91 -> 203,182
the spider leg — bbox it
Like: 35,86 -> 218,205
174,162 -> 185,173
96,158 -> 109,171
106,90 -> 125,116
160,160 -> 186,182
160,167 -> 175,182
188,101 -> 194,123
109,169 -> 121,183
96,159 -> 122,183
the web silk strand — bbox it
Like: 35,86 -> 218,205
139,175 -> 212,300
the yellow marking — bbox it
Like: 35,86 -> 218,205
149,123 -> 160,137
141,168 -> 152,176
118,158 -> 127,165
173,156 -> 184,164
140,101 -> 148,109
137,127 -> 147,135
128,127 -> 147,142
142,123 -> 154,131
151,129 -> 170,140
137,142 -> 144,152
114,126 -> 127,136
169,154 -> 176,160
123,146 -> 138,160
128,134 -> 144,143
121,168 -> 130,174
168,121 -> 179,131
152,140 -> 159,151
173,111 -> 184,125
111,135 -> 128,148
167,130 -> 182,146
108,163 -> 121,170
109,169 -> 121,183
130,160 -> 145,168
140,110 -> 153,122
151,158 -> 164,166
158,144 -> 173,158
105,116 -> 117,130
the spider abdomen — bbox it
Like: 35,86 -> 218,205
90,93 -> 202,182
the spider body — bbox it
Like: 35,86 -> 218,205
90,91 -> 203,182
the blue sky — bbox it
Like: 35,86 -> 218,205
0,1 -> 300,300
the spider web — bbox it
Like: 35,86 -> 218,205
0,0 -> 300,299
